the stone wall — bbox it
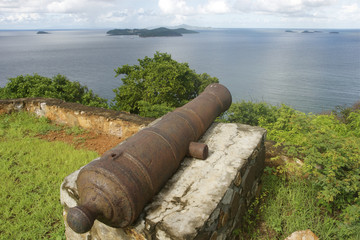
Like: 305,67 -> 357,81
60,123 -> 266,240
0,98 -> 152,137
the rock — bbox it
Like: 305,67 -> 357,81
285,229 -> 319,240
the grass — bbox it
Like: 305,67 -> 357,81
1,102 -> 359,239
0,112 -> 99,239
65,125 -> 88,136
260,174 -> 337,239
232,101 -> 360,240
240,168 -> 359,240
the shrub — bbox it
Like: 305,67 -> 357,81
137,101 -> 175,118
111,52 -> 218,114
219,100 -> 279,126
226,101 -> 360,239
0,74 -> 108,108
258,106 -> 359,208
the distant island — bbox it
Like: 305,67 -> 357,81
106,27 -> 198,37
37,31 -> 50,34
285,30 -> 340,34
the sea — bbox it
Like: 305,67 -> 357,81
0,28 -> 359,113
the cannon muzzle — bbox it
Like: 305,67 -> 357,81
66,83 -> 232,233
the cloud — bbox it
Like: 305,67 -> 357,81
97,9 -> 129,23
341,3 -> 359,13
201,0 -> 231,14
0,13 -> 41,23
46,0 -> 114,13
156,0 -> 335,17
338,3 -> 360,23
0,0 -> 358,29
47,0 -> 81,13
0,0 -> 47,13
233,0 -> 335,15
158,0 -> 194,15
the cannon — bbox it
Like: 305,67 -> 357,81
67,83 -> 232,233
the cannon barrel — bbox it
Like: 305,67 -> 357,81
66,83 -> 232,233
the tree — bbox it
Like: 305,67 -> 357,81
111,52 -> 219,115
0,74 -> 108,108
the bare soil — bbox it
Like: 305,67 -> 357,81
38,128 -> 134,155
39,124 -> 286,239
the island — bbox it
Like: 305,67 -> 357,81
106,27 -> 198,37
37,31 -> 50,34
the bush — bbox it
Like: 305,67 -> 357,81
137,101 -> 175,118
226,101 -> 360,239
218,100 -> 279,126
0,74 -> 108,108
262,108 -> 360,212
111,52 -> 218,114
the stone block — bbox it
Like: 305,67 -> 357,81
60,123 -> 266,239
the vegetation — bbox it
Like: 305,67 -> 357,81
0,52 -> 215,118
0,112 -> 99,239
111,52 -> 218,116
221,101 -> 360,239
106,27 -> 197,37
0,74 -> 108,108
1,52 -> 358,238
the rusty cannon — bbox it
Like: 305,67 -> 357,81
66,83 -> 232,233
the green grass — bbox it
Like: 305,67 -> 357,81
241,169 -> 360,240
65,125 -> 88,136
260,174 -> 338,239
230,101 -> 360,240
0,112 -> 99,239
1,102 -> 359,239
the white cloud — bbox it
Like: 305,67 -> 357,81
46,0 -> 112,13
0,0 -> 359,29
158,0 -> 194,15
0,13 -> 41,23
0,0 -> 47,13
338,3 -> 360,23
97,9 -> 129,23
233,0 -> 335,15
201,0 -> 231,14
47,0 -> 80,13
341,3 -> 359,13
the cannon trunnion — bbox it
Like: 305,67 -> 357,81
67,83 -> 232,233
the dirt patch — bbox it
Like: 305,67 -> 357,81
38,128 -> 134,155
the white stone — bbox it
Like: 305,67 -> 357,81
285,229 -> 319,240
144,123 -> 265,239
60,123 -> 266,239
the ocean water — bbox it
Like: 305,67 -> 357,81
0,28 -> 359,113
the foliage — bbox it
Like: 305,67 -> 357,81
111,52 -> 218,115
137,101 -> 175,118
261,106 -> 360,212
218,100 -> 279,126
225,101 -> 360,239
241,172 -> 339,239
331,100 -> 360,124
65,125 -> 88,136
0,112 -> 98,239
0,74 -> 108,108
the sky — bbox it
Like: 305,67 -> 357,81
0,0 -> 359,30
